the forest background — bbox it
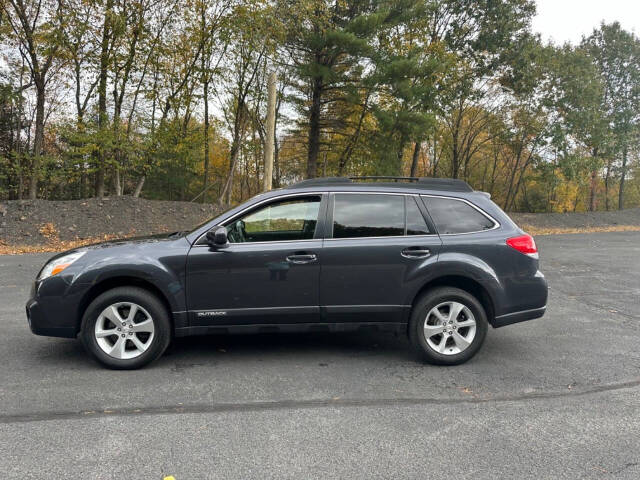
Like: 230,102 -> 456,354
1,0 -> 640,213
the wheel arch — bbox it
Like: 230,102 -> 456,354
409,275 -> 496,325
76,276 -> 175,335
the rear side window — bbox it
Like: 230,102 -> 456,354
423,196 -> 496,234
406,196 -> 431,235
333,194 -> 405,238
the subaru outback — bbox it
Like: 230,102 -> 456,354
26,177 -> 548,369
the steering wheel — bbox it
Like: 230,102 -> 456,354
227,220 -> 246,243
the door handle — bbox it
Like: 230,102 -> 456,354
401,247 -> 431,259
286,253 -> 318,264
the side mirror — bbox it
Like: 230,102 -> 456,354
206,227 -> 229,249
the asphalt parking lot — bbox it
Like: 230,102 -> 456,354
1,232 -> 639,479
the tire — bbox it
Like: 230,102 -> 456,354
80,286 -> 171,369
408,287 -> 488,366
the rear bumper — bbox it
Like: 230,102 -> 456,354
491,306 -> 547,328
490,267 -> 548,328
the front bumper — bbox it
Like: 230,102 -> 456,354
26,279 -> 80,339
26,297 -> 76,338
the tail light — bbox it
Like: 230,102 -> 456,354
506,234 -> 538,258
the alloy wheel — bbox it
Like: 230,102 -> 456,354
94,302 -> 155,360
423,301 -> 477,355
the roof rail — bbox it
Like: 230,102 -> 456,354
414,177 -> 473,192
350,176 -> 420,182
288,177 -> 352,188
288,176 -> 473,192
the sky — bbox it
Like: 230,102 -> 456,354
532,0 -> 640,45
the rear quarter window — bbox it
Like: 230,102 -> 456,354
423,196 -> 496,234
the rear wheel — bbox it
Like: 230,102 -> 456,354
80,287 -> 171,369
409,287 -> 488,365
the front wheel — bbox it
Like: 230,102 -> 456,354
409,287 -> 488,365
80,287 -> 171,369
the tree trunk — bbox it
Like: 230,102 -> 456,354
488,149 -> 499,196
133,176 -> 145,198
95,0 -> 113,198
450,108 -> 463,179
337,90 -> 370,176
451,140 -> 459,179
431,137 -> 439,177
589,170 -> 598,211
273,84 -> 283,188
503,151 -> 521,211
274,135 -> 280,188
307,76 -> 322,179
134,66 -> 159,200
410,142 -> 421,177
394,138 -> 406,176
113,170 -> 122,196
618,147 -> 628,210
28,83 -> 46,199
263,72 -> 277,191
202,74 -> 210,203
588,147 -> 599,211
112,118 -> 122,196
604,159 -> 612,211
95,167 -> 105,198
220,138 -> 241,205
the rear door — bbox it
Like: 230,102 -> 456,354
320,192 -> 442,324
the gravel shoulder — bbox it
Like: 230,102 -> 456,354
511,208 -> 640,234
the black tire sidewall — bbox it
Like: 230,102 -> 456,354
409,287 -> 488,365
80,287 -> 171,369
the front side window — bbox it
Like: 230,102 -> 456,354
423,196 -> 495,234
333,194 -> 405,238
225,196 -> 321,243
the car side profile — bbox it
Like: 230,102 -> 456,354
26,177 -> 547,369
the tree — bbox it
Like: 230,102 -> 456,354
217,1 -> 273,205
496,35 -> 553,211
197,0 -> 231,202
370,5 -> 453,175
545,45 -> 608,211
2,0 -> 63,199
131,0 -> 212,198
94,0 -> 114,198
278,0 -> 414,178
2,0 -> 640,215
584,23 -> 640,210
427,0 -> 537,180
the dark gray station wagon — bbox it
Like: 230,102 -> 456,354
26,177 -> 547,369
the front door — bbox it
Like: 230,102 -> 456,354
320,193 -> 442,324
186,194 -> 326,326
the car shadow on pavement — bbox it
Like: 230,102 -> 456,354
165,330 -> 416,363
27,329 -> 418,371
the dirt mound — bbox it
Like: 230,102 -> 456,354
0,196 -> 220,249
1,196 -> 640,253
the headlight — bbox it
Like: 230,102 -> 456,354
38,251 -> 86,281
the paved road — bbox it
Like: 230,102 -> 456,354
1,232 -> 639,479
